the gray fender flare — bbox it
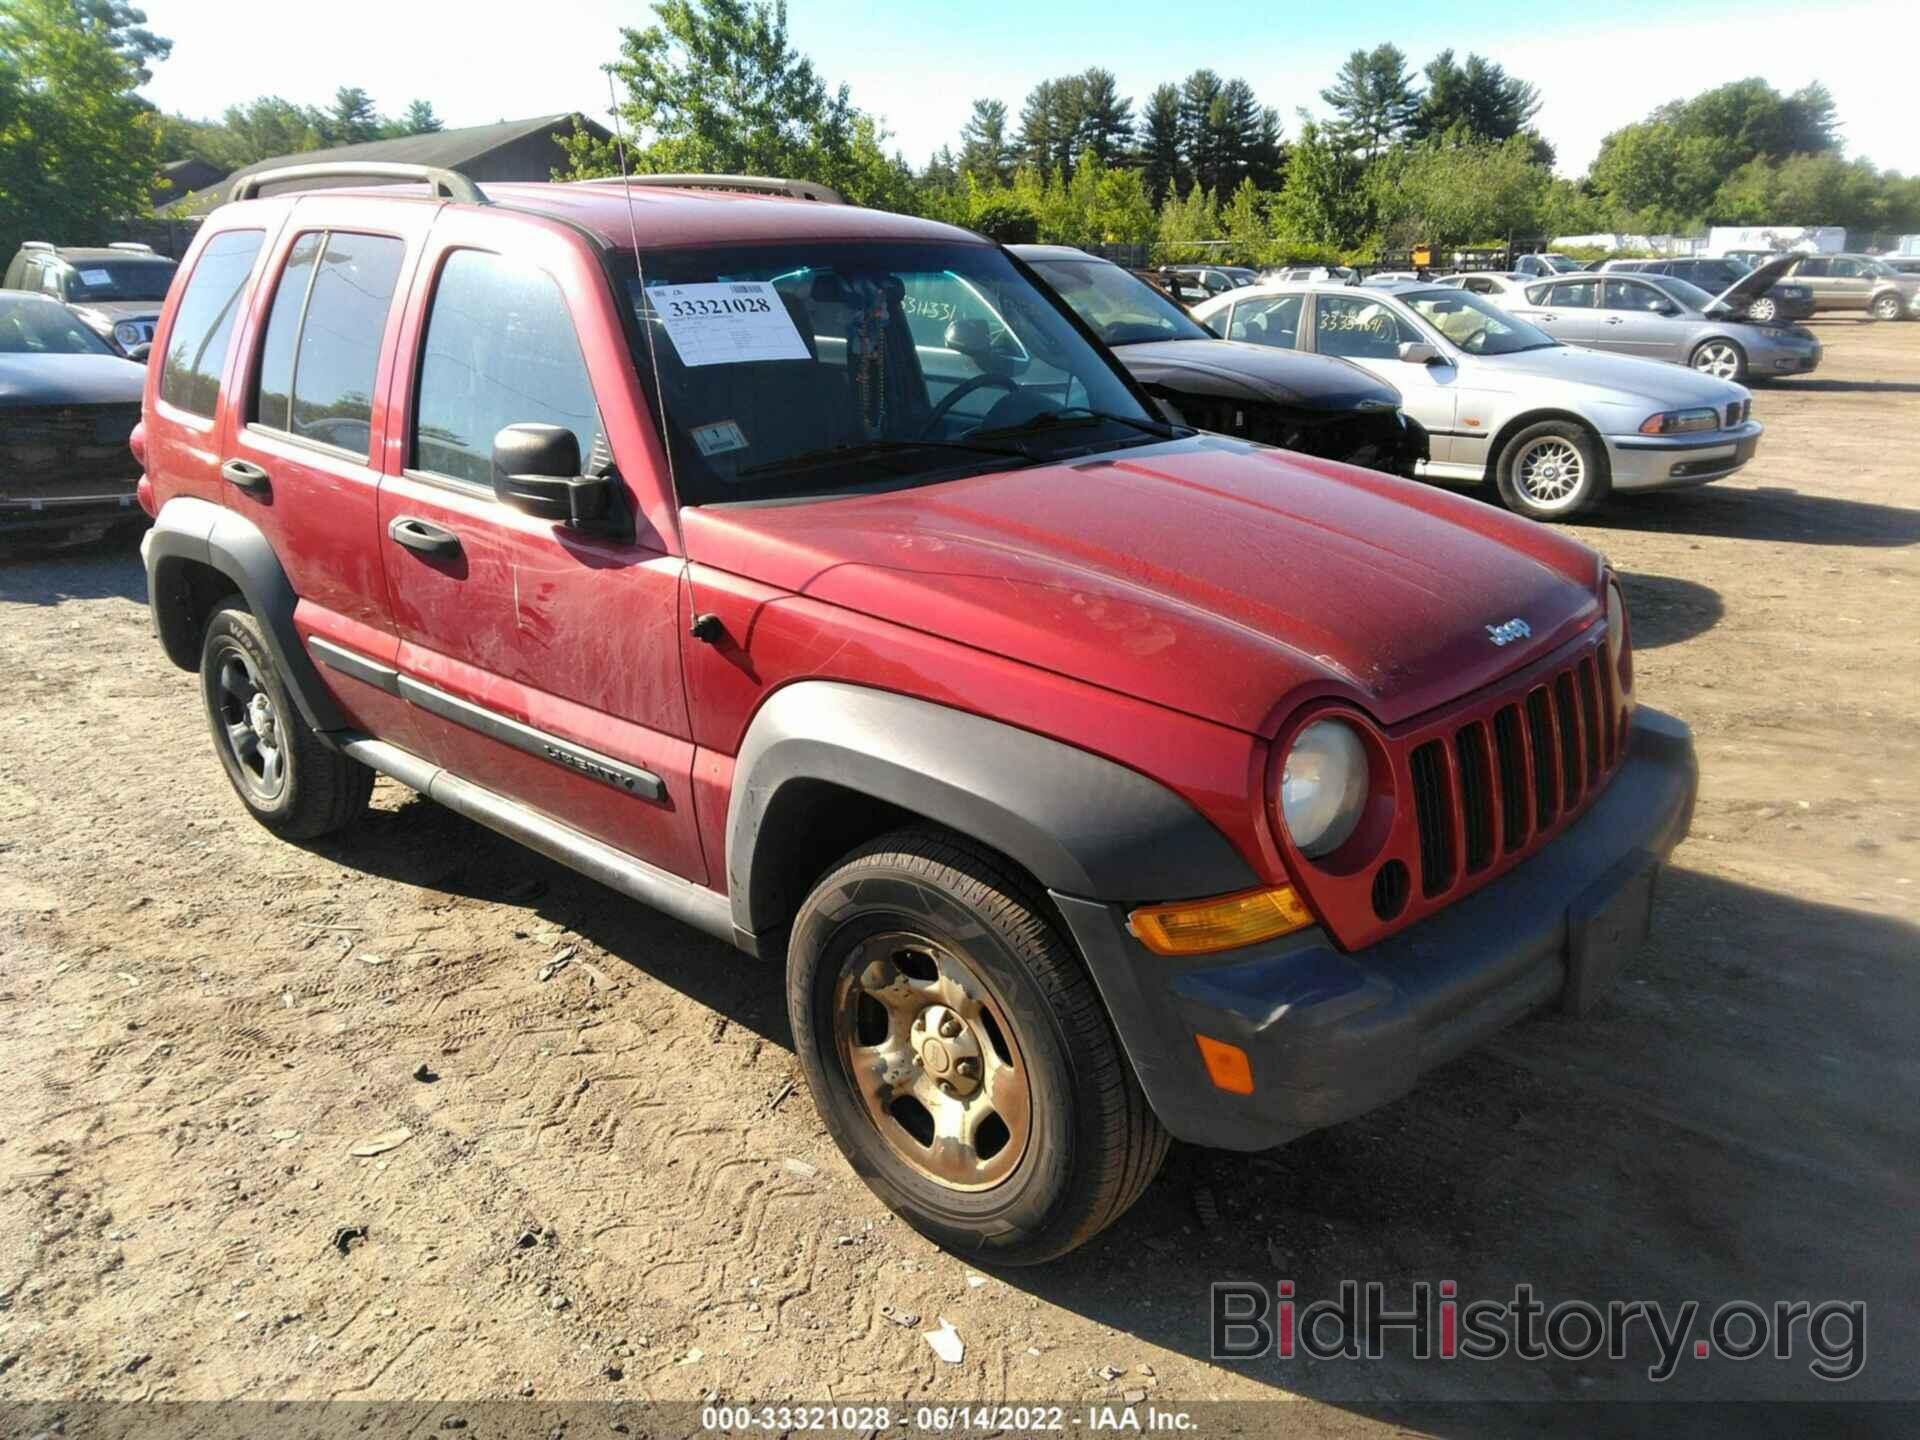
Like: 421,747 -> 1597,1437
143,495 -> 345,732
724,681 -> 1258,938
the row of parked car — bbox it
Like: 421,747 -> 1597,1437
112,164 -> 1697,1265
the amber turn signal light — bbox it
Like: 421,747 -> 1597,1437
1128,886 -> 1313,956
1195,1034 -> 1255,1095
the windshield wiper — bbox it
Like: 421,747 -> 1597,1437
975,406 -> 1193,442
735,435 -> 1033,480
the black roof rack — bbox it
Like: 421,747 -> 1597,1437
575,173 -> 844,205
229,162 -> 487,205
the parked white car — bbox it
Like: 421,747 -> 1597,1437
1190,280 -> 1762,521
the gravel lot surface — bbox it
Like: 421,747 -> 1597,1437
2,319 -> 1914,1430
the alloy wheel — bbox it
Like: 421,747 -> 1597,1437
1747,297 -> 1776,322
213,647 -> 287,802
1512,436 -> 1586,511
1693,342 -> 1741,380
1872,294 -> 1902,320
833,930 -> 1032,1191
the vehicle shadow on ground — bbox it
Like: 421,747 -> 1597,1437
1765,378 -> 1920,395
314,788 -> 794,1048
1613,571 -> 1723,650
993,867 -> 1920,1418
0,530 -> 147,606
1591,486 -> 1920,547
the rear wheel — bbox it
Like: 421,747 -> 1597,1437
199,601 -> 371,839
1870,292 -> 1904,321
1493,420 -> 1607,521
1690,338 -> 1747,382
787,829 -> 1168,1264
1745,295 -> 1777,323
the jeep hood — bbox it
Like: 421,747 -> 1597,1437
682,438 -> 1603,735
1111,338 -> 1404,413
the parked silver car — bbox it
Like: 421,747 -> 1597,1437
1505,258 -> 1820,383
1189,280 -> 1762,521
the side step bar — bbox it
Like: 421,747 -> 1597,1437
339,735 -> 756,957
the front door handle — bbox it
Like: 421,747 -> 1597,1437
1604,317 -> 1625,325
388,515 -> 463,560
221,458 -> 270,493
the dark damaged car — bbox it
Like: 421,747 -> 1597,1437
0,291 -> 147,540
1013,245 -> 1425,477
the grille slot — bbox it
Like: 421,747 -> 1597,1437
1577,658 -> 1603,779
1371,861 -> 1410,921
1553,674 -> 1583,804
1409,741 -> 1455,897
1454,723 -> 1496,874
1526,688 -> 1558,826
1492,705 -> 1530,851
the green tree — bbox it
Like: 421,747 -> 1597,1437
957,97 -> 1014,184
399,99 -> 443,136
1177,69 -> 1225,191
1077,68 -> 1134,166
71,0 -> 169,84
1269,118 -> 1370,249
1588,120 -> 1729,230
0,0 -> 164,260
1139,82 -> 1183,204
1017,75 -> 1086,177
1411,50 -> 1539,146
1370,133 -> 1549,249
327,86 -> 382,145
1319,44 -> 1419,160
219,95 -> 328,164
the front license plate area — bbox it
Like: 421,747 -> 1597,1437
1563,857 -> 1659,1016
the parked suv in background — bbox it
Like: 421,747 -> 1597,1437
135,165 -> 1696,1263
1776,252 -> 1920,320
3,242 -> 177,355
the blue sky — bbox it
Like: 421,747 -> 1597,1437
135,0 -> 1912,178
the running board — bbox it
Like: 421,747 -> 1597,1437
338,734 -> 755,957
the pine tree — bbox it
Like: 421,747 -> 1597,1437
1077,67 -> 1134,166
401,99 -> 443,136
1140,83 -> 1183,204
1319,44 -> 1419,160
957,97 -> 1014,185
327,86 -> 382,146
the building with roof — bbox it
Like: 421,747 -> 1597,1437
169,113 -> 611,215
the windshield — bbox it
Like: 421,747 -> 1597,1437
60,260 -> 175,303
1539,254 -> 1580,274
1400,288 -> 1557,355
1645,274 -> 1719,312
0,296 -> 118,355
1025,257 -> 1212,346
622,241 -> 1160,505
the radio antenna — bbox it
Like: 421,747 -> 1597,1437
603,65 -> 679,539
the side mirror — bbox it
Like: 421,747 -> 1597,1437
1397,341 -> 1442,365
125,342 -> 152,363
491,424 -> 616,533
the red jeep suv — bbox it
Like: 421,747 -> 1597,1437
136,165 -> 1697,1263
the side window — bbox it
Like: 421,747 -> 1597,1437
160,230 -> 265,419
413,249 -> 602,488
41,264 -> 66,298
1312,293 -> 1415,360
1830,258 -> 1861,278
1226,294 -> 1301,348
1795,258 -> 1828,278
1602,279 -> 1655,311
1551,280 -> 1597,309
255,231 -> 404,458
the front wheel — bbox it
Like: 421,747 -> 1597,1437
1690,338 -> 1747,382
1493,420 -> 1608,521
787,829 -> 1168,1264
1870,292 -> 1904,321
1745,296 -> 1777,323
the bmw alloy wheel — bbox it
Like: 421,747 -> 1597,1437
1512,436 -> 1587,512
1692,342 -> 1742,380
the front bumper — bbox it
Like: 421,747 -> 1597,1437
1,486 -> 143,535
1054,707 -> 1698,1151
1603,420 -> 1762,492
1750,333 -> 1823,376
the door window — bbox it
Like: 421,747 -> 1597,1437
1794,258 -> 1829,278
1830,258 -> 1863,278
1225,294 -> 1301,348
1312,293 -> 1417,359
1603,279 -> 1662,311
160,230 -> 265,419
1546,280 -> 1598,308
413,249 -> 604,488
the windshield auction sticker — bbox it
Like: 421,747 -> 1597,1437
649,281 -> 810,367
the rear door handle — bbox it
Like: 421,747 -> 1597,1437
1604,317 -> 1625,325
221,458 -> 270,492
388,515 -> 463,560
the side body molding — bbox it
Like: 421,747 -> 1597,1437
724,681 -> 1259,939
142,495 -> 346,733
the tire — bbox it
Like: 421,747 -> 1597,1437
787,828 -> 1168,1264
1493,420 -> 1608,521
1870,292 -> 1904,321
1690,338 -> 1747,383
199,600 -> 371,839
1745,296 -> 1777,323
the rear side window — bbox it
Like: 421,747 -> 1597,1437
1226,294 -> 1300,348
249,231 -> 405,459
413,249 -> 602,488
161,230 -> 264,418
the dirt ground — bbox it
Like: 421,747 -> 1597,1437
2,319 -> 1916,1431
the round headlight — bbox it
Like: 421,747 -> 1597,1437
114,321 -> 143,347
1280,719 -> 1369,858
